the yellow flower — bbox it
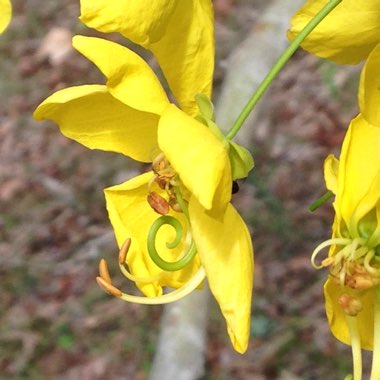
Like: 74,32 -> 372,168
34,36 -> 254,353
79,0 -> 214,115
0,0 -> 12,34
288,0 -> 380,64
311,44 -> 380,360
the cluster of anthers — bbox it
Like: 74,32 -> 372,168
147,153 -> 182,215
96,153 -> 206,304
311,234 -> 380,316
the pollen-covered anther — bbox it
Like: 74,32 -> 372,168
338,293 -> 363,316
147,191 -> 170,215
155,175 -> 168,189
99,258 -> 112,284
119,238 -> 131,265
96,276 -> 122,298
345,273 -> 375,290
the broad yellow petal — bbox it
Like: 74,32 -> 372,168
158,105 -> 231,211
0,0 -> 11,34
288,0 -> 380,64
105,172 -> 200,296
189,198 -> 253,353
338,116 -> 380,231
324,278 -> 374,350
80,0 -> 214,115
359,42 -> 380,127
34,85 -> 160,162
72,36 -> 169,115
80,0 -> 177,45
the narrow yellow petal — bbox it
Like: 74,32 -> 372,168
338,116 -> 380,227
189,198 -> 253,353
359,42 -> 380,127
34,85 -> 160,162
324,154 -> 339,195
158,105 -> 231,211
79,0 -> 214,115
0,0 -> 11,34
288,0 -> 380,64
324,278 -> 374,350
72,35 -> 169,115
104,173 -> 201,296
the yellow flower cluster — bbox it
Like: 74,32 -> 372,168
34,0 -> 254,353
290,1 -> 380,378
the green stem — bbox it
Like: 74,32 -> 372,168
309,190 -> 334,212
346,315 -> 362,380
370,286 -> 380,380
226,0 -> 343,139
174,185 -> 190,220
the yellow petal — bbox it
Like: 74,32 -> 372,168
338,116 -> 380,229
324,154 -> 339,195
80,0 -> 177,45
79,0 -> 214,115
288,0 -> 380,64
189,197 -> 253,353
324,278 -> 374,350
0,0 -> 11,34
34,84 -> 160,162
105,172 -> 200,296
359,42 -> 380,126
158,104 -> 231,210
72,35 -> 169,115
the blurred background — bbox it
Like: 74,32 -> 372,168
0,0 -> 368,379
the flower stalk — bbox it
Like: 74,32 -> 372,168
226,0 -> 343,140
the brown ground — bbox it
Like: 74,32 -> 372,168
0,0 -> 368,379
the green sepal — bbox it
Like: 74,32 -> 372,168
194,93 -> 254,179
195,93 -> 215,121
228,141 -> 254,180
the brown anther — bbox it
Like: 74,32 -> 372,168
96,276 -> 122,297
152,153 -> 166,174
147,191 -> 170,215
154,175 -> 168,189
338,293 -> 363,316
99,258 -> 112,284
119,238 -> 131,265
346,274 -> 375,290
168,193 -> 182,213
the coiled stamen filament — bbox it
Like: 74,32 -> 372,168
147,215 -> 197,271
